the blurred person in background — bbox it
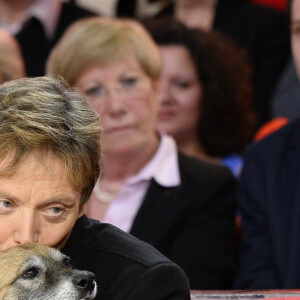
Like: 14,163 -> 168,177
143,0 -> 290,128
47,17 -> 237,289
235,0 -> 300,289
145,19 -> 256,178
0,0 -> 96,76
0,28 -> 25,82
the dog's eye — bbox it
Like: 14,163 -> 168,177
63,256 -> 72,268
22,267 -> 39,279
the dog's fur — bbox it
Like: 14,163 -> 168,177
0,243 -> 97,300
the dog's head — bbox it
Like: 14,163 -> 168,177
0,243 -> 97,300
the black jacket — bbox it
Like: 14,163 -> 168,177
130,153 -> 237,290
235,118 -> 300,289
62,215 -> 190,300
15,3 -> 96,76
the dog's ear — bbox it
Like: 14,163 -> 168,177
0,243 -> 51,299
0,245 -> 31,298
0,244 -> 49,288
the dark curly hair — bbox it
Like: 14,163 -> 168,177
143,18 -> 256,156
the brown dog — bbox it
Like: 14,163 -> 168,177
0,243 -> 97,300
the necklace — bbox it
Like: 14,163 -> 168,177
93,179 -> 119,204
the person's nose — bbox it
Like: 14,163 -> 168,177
105,89 -> 127,116
157,80 -> 173,106
13,209 -> 39,245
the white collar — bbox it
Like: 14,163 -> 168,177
126,134 -> 181,187
28,0 -> 62,39
0,0 -> 61,39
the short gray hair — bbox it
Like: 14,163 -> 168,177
0,76 -> 102,205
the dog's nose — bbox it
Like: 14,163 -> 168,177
74,271 -> 96,293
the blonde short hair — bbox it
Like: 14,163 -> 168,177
0,76 -> 101,206
47,17 -> 161,85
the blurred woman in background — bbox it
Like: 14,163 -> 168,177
145,19 -> 256,177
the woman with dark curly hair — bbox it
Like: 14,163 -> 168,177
145,19 -> 256,177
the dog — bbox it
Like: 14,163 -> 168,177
0,243 -> 97,300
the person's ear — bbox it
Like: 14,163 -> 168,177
78,201 -> 88,218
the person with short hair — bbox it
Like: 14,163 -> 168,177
0,75 -> 190,300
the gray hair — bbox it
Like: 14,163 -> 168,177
0,76 -> 102,205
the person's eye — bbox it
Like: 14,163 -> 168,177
41,206 -> 65,220
84,85 -> 105,97
0,199 -> 14,213
119,77 -> 138,89
292,25 -> 300,36
174,81 -> 191,89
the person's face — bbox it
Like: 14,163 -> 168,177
291,0 -> 300,78
0,29 -> 25,81
156,46 -> 202,142
74,57 -> 158,156
0,153 -> 85,251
